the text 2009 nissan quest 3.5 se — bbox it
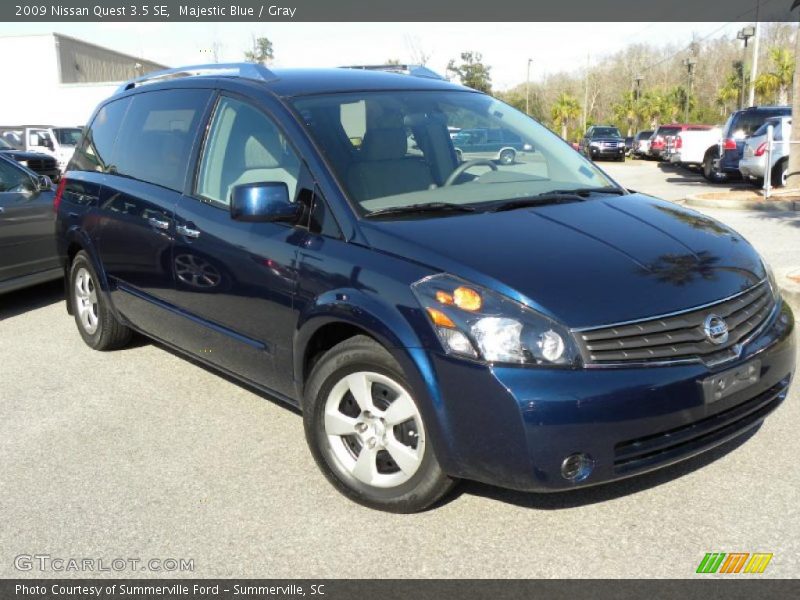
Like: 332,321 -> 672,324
55,64 -> 795,512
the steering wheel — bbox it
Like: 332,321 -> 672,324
444,159 -> 498,187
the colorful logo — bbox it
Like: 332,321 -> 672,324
696,552 -> 773,574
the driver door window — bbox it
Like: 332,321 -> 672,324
197,96 -> 301,207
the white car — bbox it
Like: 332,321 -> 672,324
668,127 -> 721,168
739,116 -> 792,186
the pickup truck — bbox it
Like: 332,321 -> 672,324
667,127 -> 721,170
0,125 -> 82,174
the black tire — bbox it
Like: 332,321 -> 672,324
772,158 -> 788,188
303,335 -> 456,513
703,149 -> 728,183
498,149 -> 515,165
69,251 -> 132,351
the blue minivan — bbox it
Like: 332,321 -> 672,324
55,64 -> 795,512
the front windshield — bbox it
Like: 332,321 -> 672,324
54,128 -> 82,146
592,127 -> 622,138
292,90 -> 618,216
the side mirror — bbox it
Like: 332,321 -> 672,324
230,182 -> 300,223
38,175 -> 52,191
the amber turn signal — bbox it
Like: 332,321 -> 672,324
426,307 -> 455,328
453,286 -> 482,311
435,290 -> 454,304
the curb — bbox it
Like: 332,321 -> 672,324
778,268 -> 800,312
684,194 -> 800,212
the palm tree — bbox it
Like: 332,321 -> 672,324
551,93 -> 581,140
612,91 -> 638,136
755,47 -> 795,105
716,72 -> 741,115
638,91 -> 663,129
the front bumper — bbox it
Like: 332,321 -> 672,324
419,301 -> 795,492
589,145 -> 625,159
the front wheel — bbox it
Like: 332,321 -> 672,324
772,159 -> 788,188
303,336 -> 456,512
69,251 -> 132,350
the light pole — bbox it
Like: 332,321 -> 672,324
526,58 -> 533,115
737,25 -> 756,109
682,57 -> 697,123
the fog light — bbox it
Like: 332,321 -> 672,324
561,453 -> 594,482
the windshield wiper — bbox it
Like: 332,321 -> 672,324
365,202 -> 477,219
547,186 -> 627,197
488,187 -> 625,213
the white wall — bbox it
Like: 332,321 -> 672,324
0,34 -> 122,126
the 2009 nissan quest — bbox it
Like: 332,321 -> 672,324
55,64 -> 796,512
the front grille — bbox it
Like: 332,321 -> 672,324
575,282 -> 775,366
613,377 -> 790,474
24,158 -> 56,171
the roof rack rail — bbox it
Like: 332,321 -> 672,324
115,63 -> 277,94
340,64 -> 445,81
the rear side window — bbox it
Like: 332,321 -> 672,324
113,89 -> 211,192
70,97 -> 131,172
730,110 -> 791,138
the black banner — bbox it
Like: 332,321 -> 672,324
3,580 -> 800,600
2,0 -> 798,22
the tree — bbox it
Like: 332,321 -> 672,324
716,71 -> 741,115
612,91 -> 638,135
244,36 -> 274,65
638,91 -> 664,129
405,35 -> 431,66
447,52 -> 492,93
755,47 -> 795,105
787,14 -> 800,188
551,93 -> 581,140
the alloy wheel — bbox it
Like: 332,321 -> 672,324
74,267 -> 99,334
323,371 -> 425,488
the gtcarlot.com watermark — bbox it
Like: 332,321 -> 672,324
14,554 -> 194,573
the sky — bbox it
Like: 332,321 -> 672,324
0,21 -> 746,90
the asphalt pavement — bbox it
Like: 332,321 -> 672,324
0,161 -> 798,579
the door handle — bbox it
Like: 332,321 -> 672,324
148,217 -> 170,230
176,224 -> 201,239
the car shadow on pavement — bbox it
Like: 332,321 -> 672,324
0,280 -> 64,321
449,426 -> 760,510
753,210 -> 800,228
656,162 -> 747,189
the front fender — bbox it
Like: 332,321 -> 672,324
292,288 -> 463,475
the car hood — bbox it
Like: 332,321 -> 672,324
0,149 -> 53,161
360,194 -> 766,328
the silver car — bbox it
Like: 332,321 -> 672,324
739,116 -> 791,186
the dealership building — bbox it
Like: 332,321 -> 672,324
0,32 -> 167,126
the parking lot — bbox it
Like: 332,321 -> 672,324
1,159 -> 798,579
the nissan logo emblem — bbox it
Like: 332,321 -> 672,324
703,314 -> 729,345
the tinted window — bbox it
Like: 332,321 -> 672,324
197,96 -> 301,206
70,97 -> 131,172
730,109 -> 791,138
656,127 -> 681,137
0,157 -> 35,193
636,131 -> 653,140
591,127 -> 622,137
114,89 -> 210,192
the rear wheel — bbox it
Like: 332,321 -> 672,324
69,251 -> 132,350
498,149 -> 516,165
772,158 -> 788,188
703,148 -> 728,183
303,335 -> 456,512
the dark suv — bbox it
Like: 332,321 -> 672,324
55,64 -> 795,512
579,126 -> 626,161
707,106 -> 792,182
452,128 -> 532,165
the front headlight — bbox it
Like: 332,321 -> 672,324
763,259 -> 781,303
411,274 -> 580,366
589,141 -> 600,148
